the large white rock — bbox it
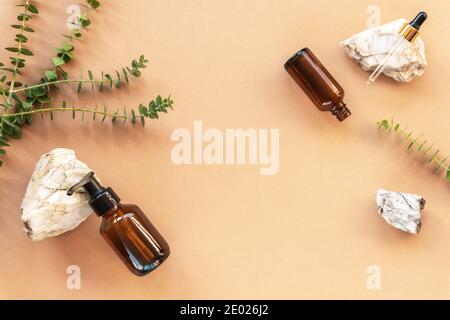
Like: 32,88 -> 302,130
376,189 -> 425,234
341,19 -> 427,82
20,148 -> 96,241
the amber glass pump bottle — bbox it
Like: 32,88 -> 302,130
284,47 -> 351,121
67,172 -> 170,276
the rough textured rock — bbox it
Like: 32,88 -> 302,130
20,148 -> 97,241
376,189 -> 425,234
341,19 -> 427,82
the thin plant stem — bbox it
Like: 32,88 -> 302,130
397,127 -> 446,170
13,79 -> 106,92
1,106 -> 127,120
378,119 -> 449,175
11,66 -> 142,94
5,0 -> 30,108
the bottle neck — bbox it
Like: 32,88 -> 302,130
89,187 -> 121,217
101,204 -> 124,219
400,23 -> 420,42
331,102 -> 351,121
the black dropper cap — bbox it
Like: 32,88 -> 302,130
409,12 -> 427,30
67,172 -> 121,217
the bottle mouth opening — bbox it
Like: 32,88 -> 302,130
284,48 -> 308,71
331,103 -> 351,121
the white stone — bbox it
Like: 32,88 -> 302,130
341,19 -> 427,82
376,189 -> 425,234
20,148 -> 97,241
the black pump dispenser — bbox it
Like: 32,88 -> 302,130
67,171 -> 121,217
67,171 -> 170,276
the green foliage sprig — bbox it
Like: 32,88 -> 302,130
378,119 -> 450,181
53,0 -> 99,71
0,1 -> 173,167
1,95 -> 173,125
1,0 -> 38,106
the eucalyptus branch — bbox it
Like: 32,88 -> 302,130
377,119 -> 450,181
19,0 -> 100,111
2,0 -> 38,109
52,0 -> 100,71
24,0 -> 101,107
0,0 -> 174,168
0,95 -> 173,125
12,55 -> 149,96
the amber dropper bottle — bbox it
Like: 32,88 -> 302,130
284,47 -> 351,121
367,12 -> 427,85
67,172 -> 170,276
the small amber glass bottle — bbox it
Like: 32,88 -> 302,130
284,47 -> 351,121
68,172 -> 170,276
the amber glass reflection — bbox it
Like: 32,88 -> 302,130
100,204 -> 170,276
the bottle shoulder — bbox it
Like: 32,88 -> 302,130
119,203 -> 142,213
100,204 -> 146,228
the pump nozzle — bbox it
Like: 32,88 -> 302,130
67,171 -> 121,216
67,172 -> 100,196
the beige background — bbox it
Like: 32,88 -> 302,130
0,0 -> 449,299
